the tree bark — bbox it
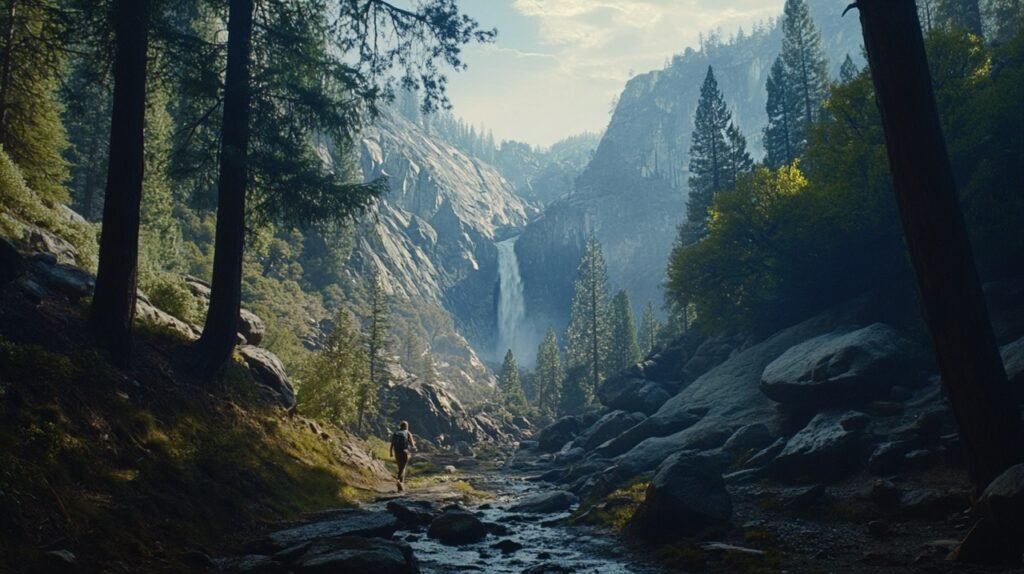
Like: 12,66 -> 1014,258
194,0 -> 254,376
0,0 -> 18,145
856,0 -> 1024,491
89,0 -> 149,366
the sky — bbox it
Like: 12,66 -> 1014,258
444,0 -> 787,148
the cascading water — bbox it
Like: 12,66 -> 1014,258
496,237 -> 526,360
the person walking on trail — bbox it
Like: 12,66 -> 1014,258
389,421 -> 416,491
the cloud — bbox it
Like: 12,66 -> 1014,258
445,0 -> 786,147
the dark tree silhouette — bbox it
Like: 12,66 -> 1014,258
89,0 -> 149,366
855,0 -> 1024,491
193,0 -> 254,375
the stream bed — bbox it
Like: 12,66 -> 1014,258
371,471 -> 665,574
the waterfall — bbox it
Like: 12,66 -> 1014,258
496,237 -> 526,360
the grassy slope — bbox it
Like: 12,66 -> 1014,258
0,286 -> 391,573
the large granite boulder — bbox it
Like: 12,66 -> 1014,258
295,537 -> 419,574
426,510 -> 487,545
768,411 -> 867,482
575,410 -> 647,452
136,295 -> 201,341
263,511 -> 399,551
239,308 -> 266,346
760,323 -> 923,409
378,378 -> 503,447
537,416 -> 584,453
238,345 -> 296,409
508,490 -> 579,514
1001,337 -> 1024,401
953,464 -> 1024,565
628,451 -> 732,539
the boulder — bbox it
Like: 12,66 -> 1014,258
136,295 -> 201,341
239,308 -> 266,346
575,410 -> 646,452
768,411 -> 865,482
215,554 -> 283,574
508,490 -> 578,514
378,378 -> 495,447
595,302 -> 870,463
238,345 -> 297,409
899,489 -> 970,521
954,464 -> 1024,564
0,236 -> 24,284
295,536 -> 419,574
536,416 -> 583,452
386,500 -> 437,528
628,451 -> 732,538
985,281 -> 1024,345
597,375 -> 673,415
264,511 -> 399,551
426,510 -> 487,545
760,323 -> 922,409
35,261 -> 94,300
27,226 -> 78,265
1000,337 -> 1024,401
722,423 -> 774,455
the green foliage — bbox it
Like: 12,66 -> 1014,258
559,363 -> 592,416
608,289 -> 640,375
534,327 -> 562,419
564,238 -> 610,405
499,349 -> 528,416
0,0 -> 69,204
297,309 -> 369,428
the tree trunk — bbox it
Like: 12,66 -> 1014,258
89,0 -> 149,366
194,0 -> 254,376
856,0 -> 1024,492
0,0 -> 18,145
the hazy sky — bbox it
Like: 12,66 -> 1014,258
444,0 -> 786,148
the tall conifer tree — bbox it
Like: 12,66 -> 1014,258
683,66 -> 732,244
763,55 -> 798,167
565,238 -> 611,400
535,327 -> 562,418
781,0 -> 829,151
608,289 -> 640,375
499,349 -> 528,415
639,302 -> 660,356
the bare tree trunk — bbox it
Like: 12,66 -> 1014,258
856,0 -> 1024,491
89,0 -> 149,366
194,0 -> 254,376
0,0 -> 18,145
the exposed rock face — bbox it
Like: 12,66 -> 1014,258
239,309 -> 265,346
358,109 -> 538,390
536,416 -> 585,453
238,345 -> 297,409
1000,336 -> 1024,400
575,410 -> 647,452
629,451 -> 732,539
760,323 -> 923,408
515,2 -> 863,331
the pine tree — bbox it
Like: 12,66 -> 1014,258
639,302 -> 660,356
840,54 -> 860,83
62,56 -> 111,221
564,237 -> 611,401
984,0 -> 1022,42
297,309 -> 368,427
781,0 -> 829,152
608,289 -> 640,375
364,270 -> 392,419
724,122 -> 753,189
763,55 -> 798,168
0,0 -> 69,203
683,66 -> 733,244
535,327 -> 562,418
499,349 -> 528,415
559,364 -> 591,416
421,348 -> 439,386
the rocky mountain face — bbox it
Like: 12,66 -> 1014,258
516,0 -> 865,331
354,109 -> 538,399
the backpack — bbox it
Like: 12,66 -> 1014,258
391,430 -> 408,451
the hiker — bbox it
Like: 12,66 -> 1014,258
389,421 -> 416,491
